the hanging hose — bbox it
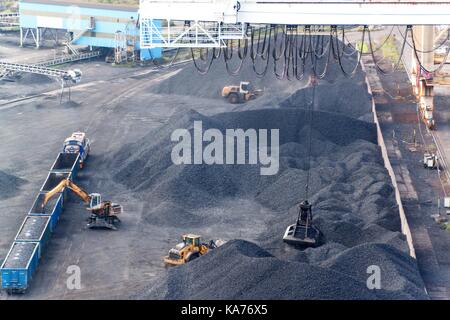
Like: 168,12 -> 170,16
183,23 -> 448,80
410,26 -> 450,74
367,25 -> 408,75
397,25 -> 450,54
251,25 -> 272,77
333,25 -> 366,77
224,38 -> 247,76
345,26 -> 395,55
191,47 -> 215,75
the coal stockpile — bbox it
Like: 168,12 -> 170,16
137,240 -> 426,300
113,106 -> 425,299
112,55 -> 425,299
149,41 -> 366,108
0,170 -> 26,200
321,243 -> 427,299
280,79 -> 373,121
16,216 -> 48,241
3,242 -> 38,269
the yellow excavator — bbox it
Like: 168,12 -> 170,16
42,178 -> 122,230
221,81 -> 263,104
164,234 -> 224,266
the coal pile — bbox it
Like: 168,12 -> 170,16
0,170 -> 26,200
149,44 -> 367,109
137,240 -> 426,300
280,79 -> 372,121
321,243 -> 427,299
111,56 -> 425,299
111,105 -> 425,299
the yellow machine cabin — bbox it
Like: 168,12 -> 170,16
221,81 -> 262,104
164,234 -> 219,266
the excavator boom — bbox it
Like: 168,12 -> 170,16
42,178 -> 91,207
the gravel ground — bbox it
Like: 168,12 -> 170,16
0,170 -> 26,200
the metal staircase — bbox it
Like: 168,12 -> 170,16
65,17 -> 95,55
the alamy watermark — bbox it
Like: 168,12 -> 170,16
366,265 -> 381,290
66,265 -> 81,290
171,121 -> 279,175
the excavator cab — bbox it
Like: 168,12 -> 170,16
89,193 -> 102,209
283,200 -> 321,247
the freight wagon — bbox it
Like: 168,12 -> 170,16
28,192 -> 64,231
0,242 -> 40,293
14,216 -> 52,256
1,146 -> 84,293
50,152 -> 80,177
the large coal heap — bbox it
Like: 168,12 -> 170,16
110,55 -> 425,299
137,240 -> 426,300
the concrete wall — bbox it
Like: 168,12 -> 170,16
19,0 -> 161,59
361,61 -> 417,259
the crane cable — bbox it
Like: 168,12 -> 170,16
410,26 -> 450,74
304,73 -> 317,201
191,47 -> 216,75
251,25 -> 272,77
397,25 -> 450,54
308,27 -> 331,79
345,26 -> 395,55
367,25 -> 408,75
332,25 -> 366,77
224,38 -> 248,76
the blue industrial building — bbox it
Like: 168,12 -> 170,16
19,0 -> 161,60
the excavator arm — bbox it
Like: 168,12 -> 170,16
42,178 -> 91,207
66,180 -> 91,203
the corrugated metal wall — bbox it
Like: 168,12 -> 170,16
19,1 -> 161,59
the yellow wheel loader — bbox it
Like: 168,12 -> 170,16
164,234 -> 224,266
222,81 -> 263,104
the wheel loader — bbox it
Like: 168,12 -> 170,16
164,234 -> 225,266
222,81 -> 263,104
42,178 -> 122,230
